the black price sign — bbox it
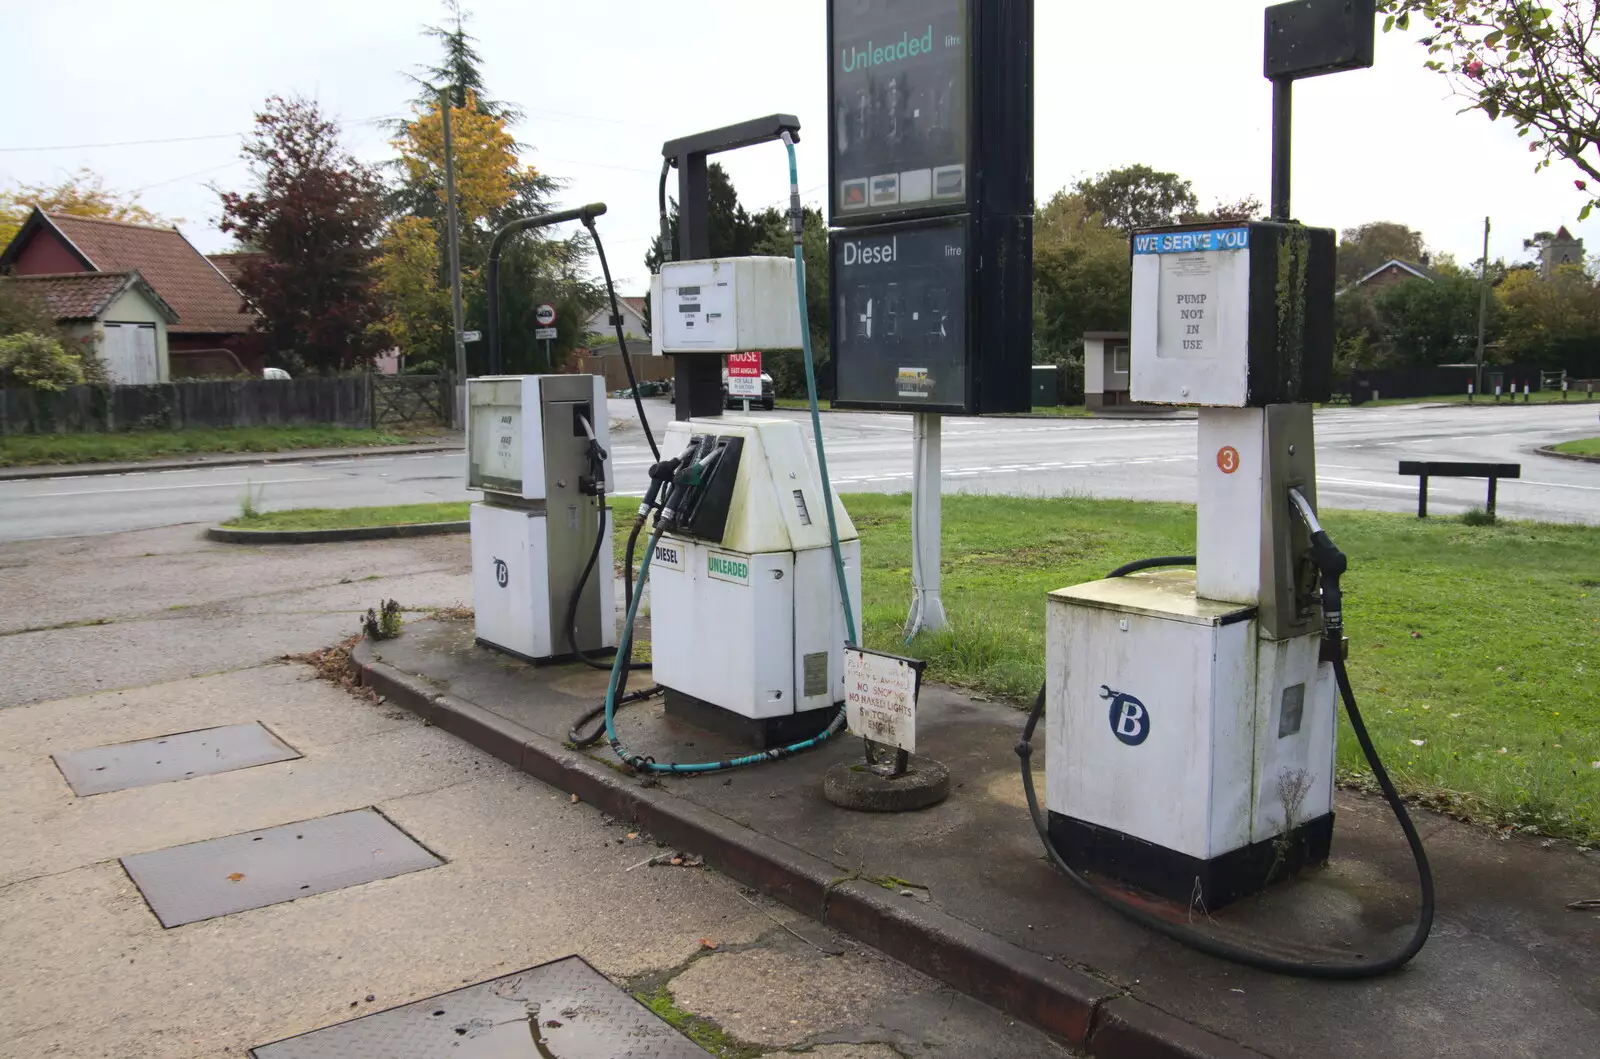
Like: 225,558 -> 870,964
829,0 -> 970,225
832,219 -> 969,409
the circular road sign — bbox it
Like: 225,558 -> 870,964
535,303 -> 557,327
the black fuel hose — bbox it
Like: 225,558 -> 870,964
567,504 -> 652,673
569,684 -> 663,748
585,217 -> 659,464
1017,555 -> 1436,979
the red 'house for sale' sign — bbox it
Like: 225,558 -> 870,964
727,351 -> 763,398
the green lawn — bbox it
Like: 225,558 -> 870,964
223,501 -> 470,531
839,493 -> 1600,846
0,426 -> 427,468
266,492 -> 1600,843
1351,389 -> 1595,408
1552,437 -> 1600,457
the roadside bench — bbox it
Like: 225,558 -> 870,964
1398,461 -> 1520,518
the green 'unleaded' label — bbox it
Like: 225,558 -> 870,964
707,551 -> 750,586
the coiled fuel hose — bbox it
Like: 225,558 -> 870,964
1016,518 -> 1435,978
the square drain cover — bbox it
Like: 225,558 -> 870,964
54,722 -> 299,796
252,955 -> 710,1058
122,808 -> 440,927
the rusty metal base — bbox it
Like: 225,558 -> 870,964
251,955 -> 710,1058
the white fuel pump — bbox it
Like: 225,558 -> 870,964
466,374 -> 615,663
1017,220 -> 1434,978
647,416 -> 863,744
1044,222 -> 1339,907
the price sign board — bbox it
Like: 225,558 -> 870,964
727,351 -> 763,399
827,0 -> 1034,415
844,647 -> 924,754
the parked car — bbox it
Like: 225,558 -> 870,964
721,369 -> 775,411
263,367 -> 291,380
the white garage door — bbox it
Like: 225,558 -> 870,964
102,323 -> 159,385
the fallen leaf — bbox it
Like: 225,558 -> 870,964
626,832 -> 639,840
699,937 -> 719,950
1410,630 -> 1423,639
1499,747 -> 1509,754
1410,739 -> 1426,747
569,793 -> 580,804
670,857 -> 684,866
227,872 -> 245,883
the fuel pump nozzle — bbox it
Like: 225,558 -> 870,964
576,414 -> 608,497
1287,487 -> 1345,642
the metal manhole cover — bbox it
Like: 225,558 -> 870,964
122,808 -> 440,927
251,955 -> 711,1058
54,722 -> 300,796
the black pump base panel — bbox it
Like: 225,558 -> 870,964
664,688 -> 838,751
1047,811 -> 1334,910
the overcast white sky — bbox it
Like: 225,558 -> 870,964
4,0 -> 1592,294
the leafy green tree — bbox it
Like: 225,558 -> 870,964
1336,222 -> 1429,286
754,207 -> 830,398
0,332 -> 83,392
1071,165 -> 1199,233
1496,262 -> 1600,370
1032,191 -> 1132,358
1380,1 -> 1600,219
1372,274 -> 1494,365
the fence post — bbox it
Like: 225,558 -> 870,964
1486,476 -> 1498,518
367,374 -> 377,430
1418,475 -> 1429,519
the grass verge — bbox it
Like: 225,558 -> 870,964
1551,437 -> 1600,457
773,396 -> 1094,418
0,425 -> 431,468
840,493 -> 1600,846
222,501 -> 470,531
1349,389 -> 1591,408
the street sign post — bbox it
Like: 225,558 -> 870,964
535,328 -> 559,341
462,330 -> 482,343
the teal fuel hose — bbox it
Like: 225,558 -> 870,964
600,134 -> 855,774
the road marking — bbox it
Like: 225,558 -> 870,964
21,476 -> 336,499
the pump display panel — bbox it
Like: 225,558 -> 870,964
829,0 -> 970,225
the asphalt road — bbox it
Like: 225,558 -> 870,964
2,398 -> 1597,542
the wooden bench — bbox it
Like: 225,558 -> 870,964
1398,461 -> 1520,518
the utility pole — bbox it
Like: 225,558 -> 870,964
1475,215 -> 1491,396
442,86 -> 467,423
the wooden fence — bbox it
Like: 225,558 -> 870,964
0,375 -> 455,436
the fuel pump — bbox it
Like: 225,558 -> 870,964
584,131 -> 861,775
1016,220 -> 1435,978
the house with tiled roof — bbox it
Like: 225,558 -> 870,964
1,270 -> 179,384
0,209 -> 261,376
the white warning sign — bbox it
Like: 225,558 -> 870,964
844,648 -> 921,753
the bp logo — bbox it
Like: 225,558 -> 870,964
492,557 -> 509,588
1102,685 -> 1149,746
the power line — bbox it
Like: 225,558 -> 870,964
1,113 -> 402,154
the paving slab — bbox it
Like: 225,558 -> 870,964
368,618 -> 1600,1059
53,721 -> 300,795
122,807 -> 443,927
252,955 -> 709,1058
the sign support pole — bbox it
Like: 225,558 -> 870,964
907,412 -> 948,638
